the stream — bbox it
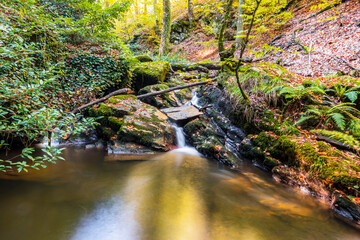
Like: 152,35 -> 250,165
1,131 -> 360,239
1,94 -> 360,239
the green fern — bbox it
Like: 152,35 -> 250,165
295,115 -> 316,126
328,112 -> 345,130
344,91 -> 358,103
295,103 -> 360,130
329,84 -> 360,103
279,85 -> 325,102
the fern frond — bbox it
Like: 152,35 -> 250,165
307,86 -> 326,95
344,91 -> 358,103
329,112 -> 345,130
295,115 -> 315,126
305,108 -> 322,116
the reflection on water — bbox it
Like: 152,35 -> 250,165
0,147 -> 359,240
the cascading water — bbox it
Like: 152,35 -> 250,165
171,123 -> 200,156
174,124 -> 186,148
184,89 -> 201,108
169,89 -> 202,156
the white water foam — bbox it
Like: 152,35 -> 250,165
184,89 -> 201,108
171,124 -> 200,156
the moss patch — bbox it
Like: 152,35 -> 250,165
135,54 -> 153,62
184,119 -> 239,166
132,61 -> 170,91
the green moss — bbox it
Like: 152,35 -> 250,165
89,104 -> 112,116
258,110 -> 281,132
277,136 -> 297,165
108,116 -> 124,130
98,126 -> 115,140
132,61 -> 170,90
112,94 -> 137,100
135,55 -> 153,62
263,156 -> 281,168
139,83 -> 169,94
90,103 -> 129,118
298,142 -> 320,166
175,88 -> 192,103
184,119 -> 206,135
108,98 -> 119,104
251,132 -> 277,150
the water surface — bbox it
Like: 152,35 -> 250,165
0,147 -> 359,240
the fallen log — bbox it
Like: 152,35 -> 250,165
316,135 -> 359,154
171,62 -> 222,72
171,64 -> 209,73
317,52 -> 360,73
333,56 -> 360,73
137,80 -> 214,99
71,88 -> 134,114
291,28 -> 309,53
299,4 -> 338,23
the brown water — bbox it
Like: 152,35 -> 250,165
0,147 -> 359,240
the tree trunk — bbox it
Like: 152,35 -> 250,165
143,0 -> 147,14
159,0 -> 171,56
235,0 -> 244,48
154,0 -> 160,34
188,0 -> 195,27
234,0 -> 262,102
134,0 -> 139,15
218,0 -> 234,61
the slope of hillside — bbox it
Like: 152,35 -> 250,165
170,0 -> 360,77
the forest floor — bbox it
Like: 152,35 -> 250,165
171,0 -> 360,77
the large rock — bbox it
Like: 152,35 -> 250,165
89,95 -> 175,151
162,105 -> 203,124
132,61 -> 170,91
138,83 -> 181,108
183,119 -> 239,166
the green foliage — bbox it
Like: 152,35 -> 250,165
327,83 -> 360,103
279,85 -> 325,102
296,103 -> 360,131
0,146 -> 64,173
0,0 -> 132,172
65,54 -> 131,92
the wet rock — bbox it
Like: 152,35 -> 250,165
162,105 -> 203,124
183,119 -> 240,166
89,95 -> 176,151
333,191 -> 360,222
174,88 -> 193,104
138,83 -> 181,108
107,141 -> 157,155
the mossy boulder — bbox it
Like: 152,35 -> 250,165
89,95 -> 175,151
135,55 -> 153,62
174,88 -> 193,103
138,83 -> 181,108
183,119 -> 239,166
132,61 -> 170,91
252,132 -> 360,192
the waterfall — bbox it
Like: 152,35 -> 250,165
171,124 -> 200,156
184,89 -> 200,108
174,124 -> 186,148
